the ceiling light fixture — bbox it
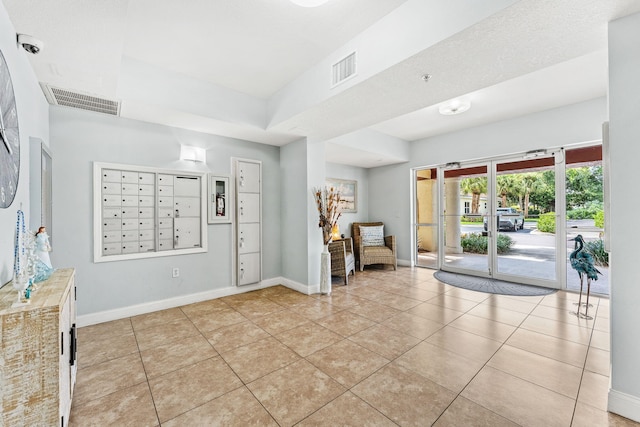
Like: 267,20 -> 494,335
421,74 -> 432,82
289,0 -> 330,7
439,99 -> 471,116
444,162 -> 461,170
180,145 -> 206,163
523,149 -> 547,159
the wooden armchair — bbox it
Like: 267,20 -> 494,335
352,222 -> 397,271
328,238 -> 355,285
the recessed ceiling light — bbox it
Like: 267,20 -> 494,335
439,99 -> 471,115
421,74 -> 432,82
290,0 -> 330,7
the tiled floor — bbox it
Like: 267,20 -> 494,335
70,267 -> 638,426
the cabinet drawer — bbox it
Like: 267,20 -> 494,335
138,229 -> 155,241
237,162 -> 260,193
174,217 -> 201,249
237,193 -> 260,223
158,228 -> 172,240
102,169 -> 121,183
102,194 -> 122,207
138,184 -> 154,196
138,218 -> 154,229
102,242 -> 122,255
102,182 -> 121,195
158,174 -> 173,185
121,243 -> 139,254
138,172 -> 155,185
121,220 -> 138,230
238,253 -> 261,285
138,207 -> 154,218
174,176 -> 200,197
121,184 -> 138,195
103,208 -> 121,219
158,185 -> 174,197
238,223 -> 260,254
158,239 -> 174,251
159,208 -> 174,218
139,240 -> 155,252
158,197 -> 173,207
121,171 -> 139,183
174,197 -> 200,217
158,218 -> 173,229
102,230 -> 121,243
121,195 -> 138,207
121,231 -> 139,242
121,208 -> 138,218
138,196 -> 155,207
102,218 -> 121,231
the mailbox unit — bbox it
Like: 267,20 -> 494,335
234,159 -> 262,285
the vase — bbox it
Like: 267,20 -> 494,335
320,244 -> 332,295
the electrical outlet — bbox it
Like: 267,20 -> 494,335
172,268 -> 179,278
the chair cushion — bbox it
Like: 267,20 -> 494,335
360,225 -> 384,247
362,246 -> 392,256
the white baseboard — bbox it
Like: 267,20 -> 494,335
608,389 -> 640,422
77,276 -> 310,327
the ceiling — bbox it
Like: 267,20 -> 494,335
4,0 -> 640,168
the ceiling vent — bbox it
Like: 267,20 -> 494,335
40,84 -> 120,116
332,51 -> 357,87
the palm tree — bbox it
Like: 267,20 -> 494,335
460,177 -> 487,214
496,175 -> 518,208
521,173 -> 542,217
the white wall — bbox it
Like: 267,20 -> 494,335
368,97 -> 607,263
49,106 -> 281,317
0,3 -> 50,286
607,11 -> 640,421
326,162 -> 369,237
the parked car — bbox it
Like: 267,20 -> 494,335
483,207 -> 524,231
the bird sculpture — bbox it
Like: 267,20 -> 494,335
569,234 -> 601,319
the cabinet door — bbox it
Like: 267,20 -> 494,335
158,174 -> 173,185
174,217 -> 201,249
237,162 -> 260,193
103,208 -> 121,219
174,176 -> 200,197
237,193 -> 260,223
138,207 -> 154,218
238,253 -> 261,285
102,242 -> 122,255
158,239 -> 173,251
121,184 -> 138,195
122,231 -> 139,242
138,172 -> 155,185
121,196 -> 138,207
121,208 -> 138,218
138,184 -> 154,196
102,219 -> 121,231
59,293 -> 72,426
102,182 -> 121,195
138,218 -> 154,229
174,197 -> 200,217
238,223 -> 260,254
102,230 -> 121,243
102,169 -> 121,183
121,219 -> 138,230
158,185 -> 173,197
121,171 -> 139,183
138,196 -> 155,207
102,194 -> 121,207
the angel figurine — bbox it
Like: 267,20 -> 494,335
35,226 -> 52,269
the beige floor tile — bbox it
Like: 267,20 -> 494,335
506,328 -> 589,368
428,294 -> 481,312
134,318 -> 201,351
258,284 -> 297,298
448,313 -> 516,343
149,356 -> 242,422
77,331 -> 138,370
130,307 -> 187,331
578,370 -> 610,411
220,291 -> 265,307
520,315 -> 592,345
204,320 -> 270,353
69,382 -> 158,427
73,353 -> 147,406
594,315 -> 610,333
348,324 -> 421,360
591,329 -> 610,351
275,323 -> 343,357
487,345 -> 583,398
433,396 -> 519,427
140,334 -> 217,379
384,285 -> 440,302
268,291 -> 315,308
179,298 -> 230,319
247,359 -> 345,426
352,362 -> 456,426
316,310 -> 376,337
188,308 -> 248,333
315,291 -> 369,308
395,341 -> 484,393
466,304 -> 529,326
444,287 -> 491,302
78,318 -> 133,341
221,336 -> 300,383
296,391 -> 396,426
346,300 -> 400,322
531,304 -> 595,328
374,292 -> 423,311
407,302 -> 464,324
426,326 -> 502,363
485,295 -> 539,314
252,309 -> 310,335
571,401 -> 640,427
162,386 -> 278,427
382,311 -> 444,340
306,339 -> 389,388
585,347 -> 610,376
461,366 -> 575,426
289,299 -> 345,320
233,298 -> 286,319
414,280 -> 453,294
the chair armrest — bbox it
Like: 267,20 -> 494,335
328,240 -> 346,258
384,235 -> 396,254
343,237 -> 353,253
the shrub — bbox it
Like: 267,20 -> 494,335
537,212 -> 556,233
594,210 -> 604,228
460,233 -> 513,254
584,239 -> 609,267
528,209 -> 540,216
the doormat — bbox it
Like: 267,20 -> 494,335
434,271 -> 556,296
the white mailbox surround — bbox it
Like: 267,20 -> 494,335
93,162 -> 208,263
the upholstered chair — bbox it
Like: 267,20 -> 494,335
328,237 -> 356,285
352,222 -> 397,271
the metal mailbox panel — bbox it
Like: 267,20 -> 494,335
174,217 -> 201,249
237,193 -> 260,223
238,223 -> 260,254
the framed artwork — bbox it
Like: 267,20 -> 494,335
327,178 -> 357,213
208,174 -> 231,223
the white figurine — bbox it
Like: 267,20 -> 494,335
35,226 -> 52,268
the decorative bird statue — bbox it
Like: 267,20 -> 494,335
569,235 -> 601,319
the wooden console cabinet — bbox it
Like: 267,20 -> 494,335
0,268 -> 77,427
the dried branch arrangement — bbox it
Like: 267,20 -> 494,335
313,186 -> 342,245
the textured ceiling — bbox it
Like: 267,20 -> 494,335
4,0 -> 640,167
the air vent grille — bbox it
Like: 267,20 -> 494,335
332,52 -> 356,87
40,84 -> 120,116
